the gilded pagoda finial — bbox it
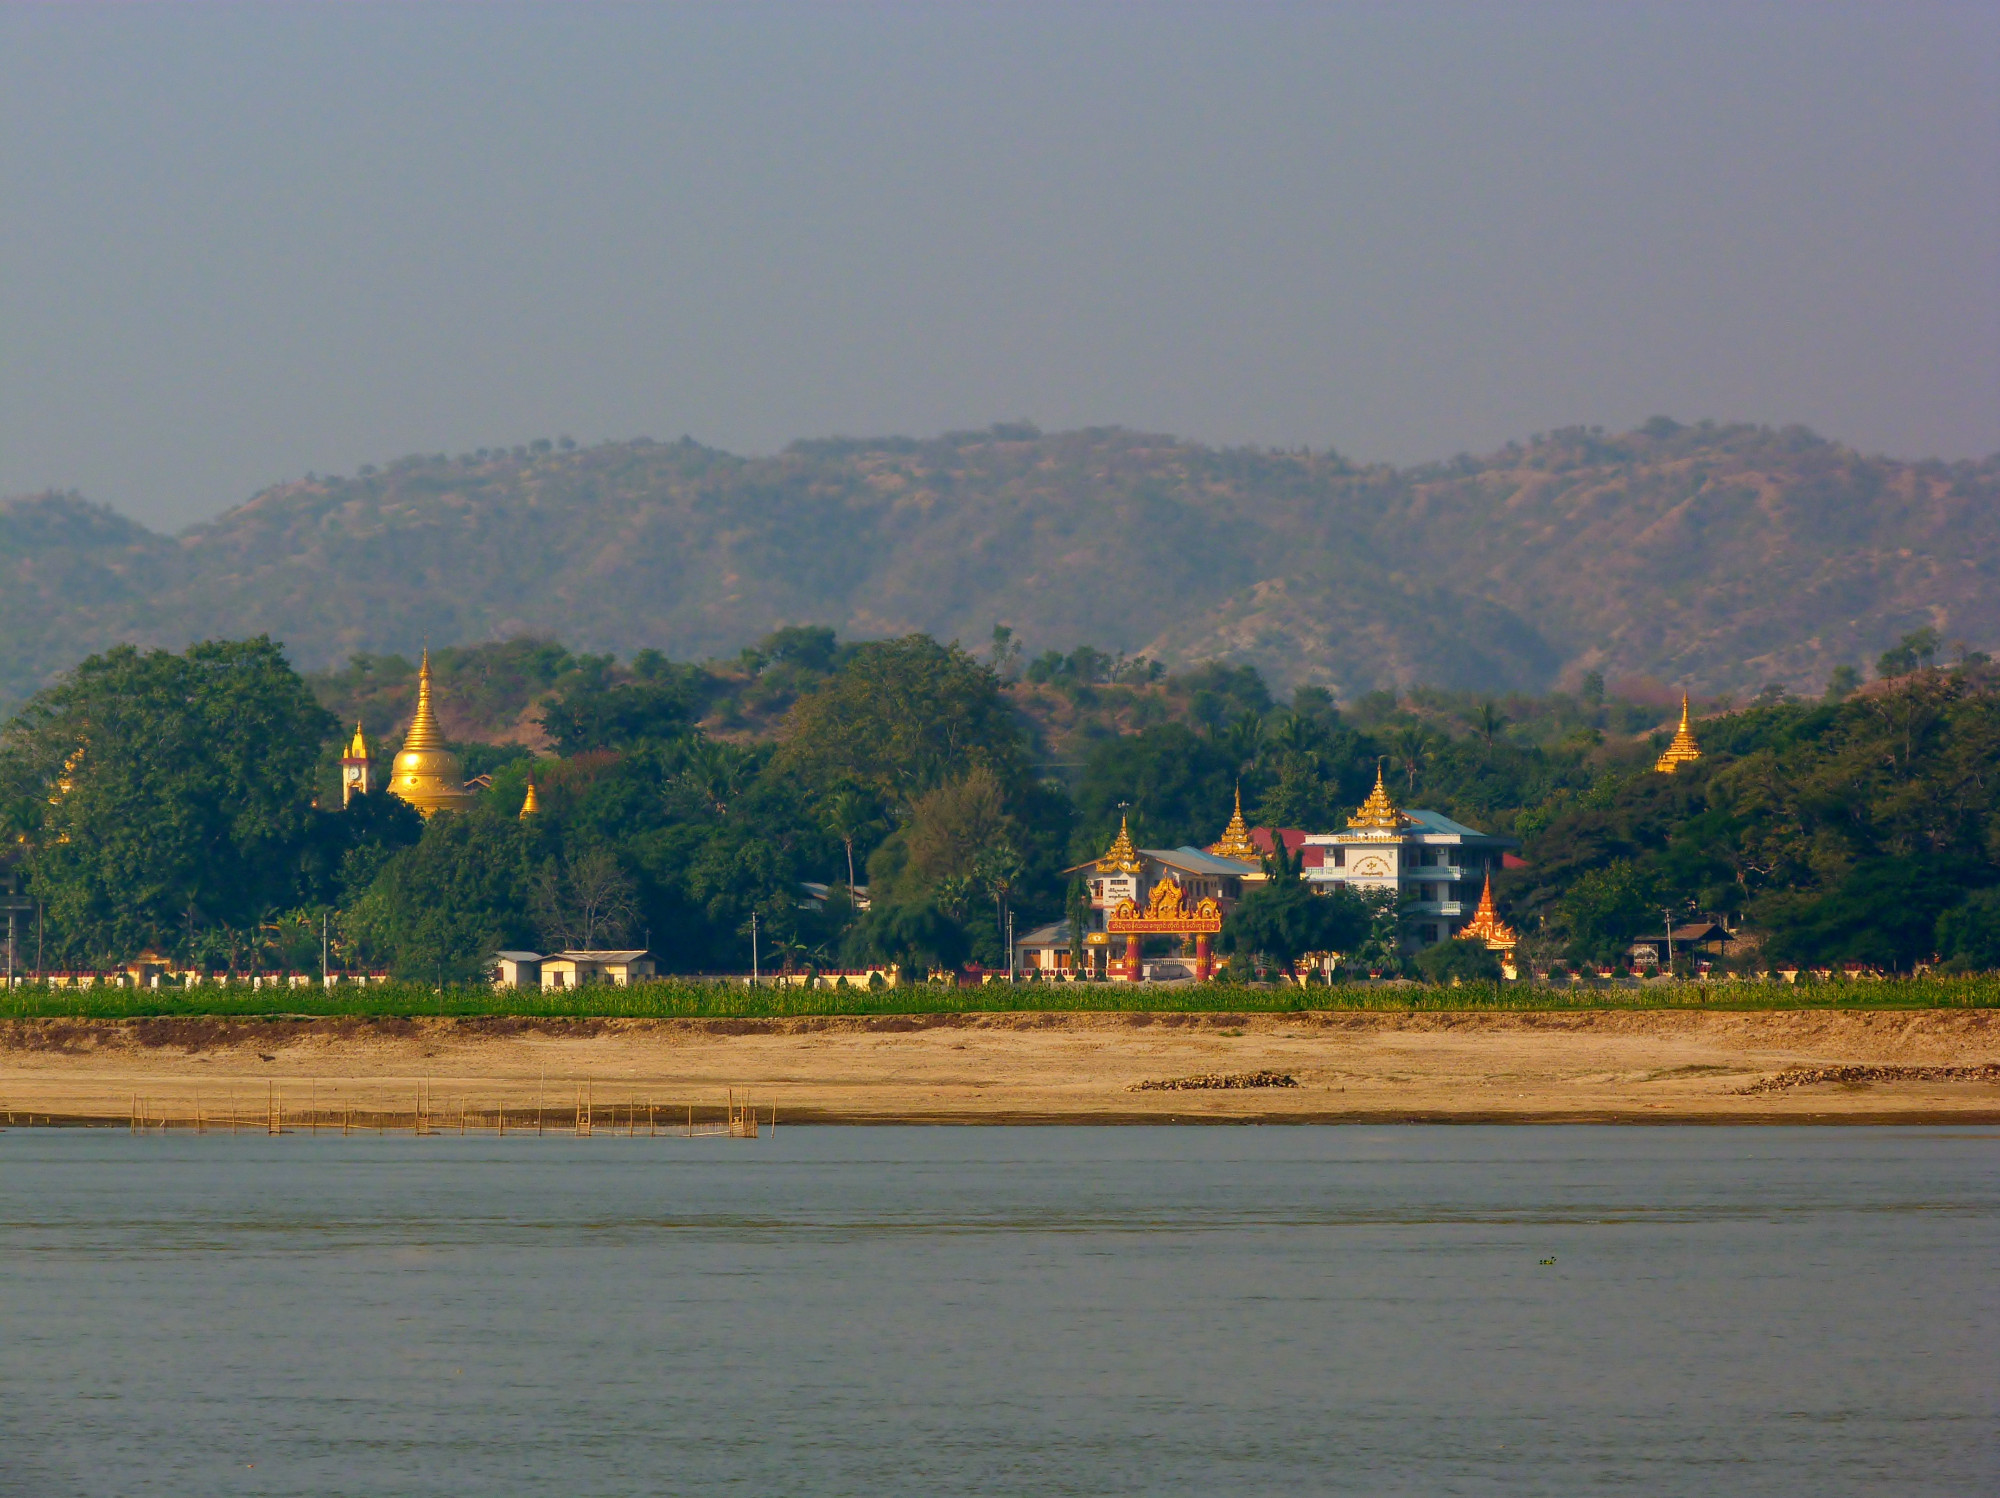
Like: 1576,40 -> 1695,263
1347,762 -> 1408,831
345,721 -> 369,761
519,777 -> 540,818
1206,783 -> 1258,861
1653,693 -> 1702,773
1457,870 -> 1519,948
1096,813 -> 1143,875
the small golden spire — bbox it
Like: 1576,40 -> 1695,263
1206,783 -> 1258,861
1347,763 -> 1408,830
345,721 -> 369,761
1654,693 -> 1702,773
404,649 -> 445,753
1096,813 -> 1143,875
1457,870 -> 1518,948
519,777 -> 540,818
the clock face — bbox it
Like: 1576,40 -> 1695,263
1353,856 -> 1390,878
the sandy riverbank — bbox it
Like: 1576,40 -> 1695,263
2,1009 -> 1997,1126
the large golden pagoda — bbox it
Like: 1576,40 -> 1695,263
1096,813 -> 1143,875
1653,694 -> 1702,774
1347,764 -> 1410,832
1206,784 -> 1258,861
389,650 -> 478,816
519,777 -> 540,818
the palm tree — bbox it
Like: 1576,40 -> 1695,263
974,843 -> 1027,955
819,787 -> 881,891
1391,724 -> 1434,794
1476,701 -> 1510,758
1222,711 -> 1265,774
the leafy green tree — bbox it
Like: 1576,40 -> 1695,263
1415,938 -> 1503,984
1075,723 -> 1235,855
1220,839 -> 1371,980
537,680 -> 698,754
776,635 -> 1026,804
842,897 -> 969,981
1876,627 -> 1940,679
1,639 -> 335,963
1553,859 -> 1661,963
1937,888 -> 2000,971
343,812 -> 536,979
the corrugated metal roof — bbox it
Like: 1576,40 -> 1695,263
1148,846 -> 1261,874
1016,921 -> 1072,946
1404,809 -> 1515,841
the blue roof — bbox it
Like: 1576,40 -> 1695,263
1404,809 -> 1514,842
1153,846 -> 1261,874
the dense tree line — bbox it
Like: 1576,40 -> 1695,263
3,630 -> 1998,978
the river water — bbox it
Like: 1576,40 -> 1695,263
0,1126 -> 1992,1496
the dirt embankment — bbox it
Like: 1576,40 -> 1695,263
1,1008 -> 1996,1126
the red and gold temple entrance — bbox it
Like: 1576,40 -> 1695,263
1105,879 -> 1225,981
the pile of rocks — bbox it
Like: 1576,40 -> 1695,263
1735,1062 -> 2000,1095
1131,1071 -> 1299,1092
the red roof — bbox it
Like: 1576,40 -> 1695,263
1250,827 -> 1309,854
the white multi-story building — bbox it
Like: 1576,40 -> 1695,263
1299,768 -> 1519,951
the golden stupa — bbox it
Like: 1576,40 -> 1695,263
1457,871 -> 1519,949
1206,784 -> 1258,861
1653,694 -> 1702,773
1347,764 -> 1409,831
1096,813 -> 1143,875
389,650 -> 478,816
519,777 -> 540,818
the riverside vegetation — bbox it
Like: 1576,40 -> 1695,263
1,626 -> 1998,994
2,976 -> 1998,1023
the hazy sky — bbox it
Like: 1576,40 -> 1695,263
4,2 -> 1996,531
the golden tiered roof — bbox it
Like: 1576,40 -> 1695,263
344,722 -> 369,761
1457,871 -> 1519,949
519,777 -> 540,818
1654,694 -> 1702,773
1096,813 -> 1143,875
389,650 -> 478,816
1346,764 -> 1409,831
1206,784 -> 1258,861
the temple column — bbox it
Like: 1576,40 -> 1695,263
1194,933 -> 1213,981
1124,934 -> 1143,983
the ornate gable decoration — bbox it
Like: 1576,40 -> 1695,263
1107,880 -> 1223,934
1206,784 -> 1259,861
1096,813 -> 1143,875
1654,694 -> 1702,774
1347,765 -> 1410,831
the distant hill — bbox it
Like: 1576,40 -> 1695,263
3,420 -> 1996,710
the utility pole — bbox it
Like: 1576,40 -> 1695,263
321,911 -> 329,986
1661,907 -> 1676,976
1007,908 -> 1016,983
750,910 -> 759,984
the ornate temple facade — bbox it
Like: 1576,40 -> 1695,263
1299,767 -> 1519,953
1023,801 -> 1263,980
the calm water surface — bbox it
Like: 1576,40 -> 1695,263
0,1126 -> 1993,1496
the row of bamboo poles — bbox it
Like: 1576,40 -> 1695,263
94,1082 -> 772,1138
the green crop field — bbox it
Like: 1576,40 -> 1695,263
1,976 -> 1995,1024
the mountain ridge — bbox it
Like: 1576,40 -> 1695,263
3,419 -> 1995,710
